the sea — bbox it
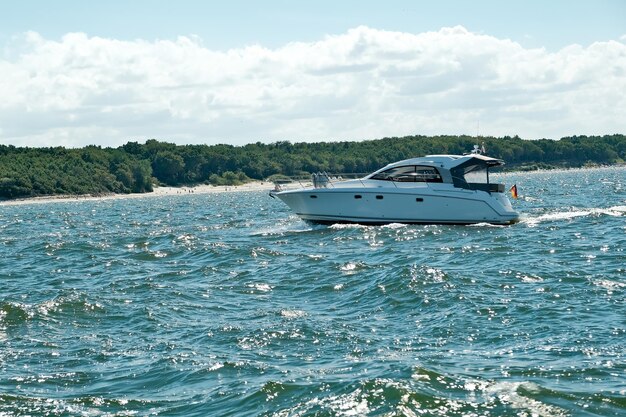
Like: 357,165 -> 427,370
0,167 -> 624,417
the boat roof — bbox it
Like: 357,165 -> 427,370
381,154 -> 504,171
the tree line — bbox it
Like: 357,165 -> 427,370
1,134 -> 624,199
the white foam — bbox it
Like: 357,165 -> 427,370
330,223 -> 366,230
524,206 -> 624,226
482,381 -> 568,417
468,222 -> 506,228
280,309 -> 306,319
248,283 -> 272,292
607,205 -> 626,213
593,279 -> 626,293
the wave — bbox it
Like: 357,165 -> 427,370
523,205 -> 625,226
252,216 -> 326,236
467,222 -> 506,228
329,223 -> 414,230
262,375 -> 579,417
0,302 -> 31,325
0,294 -> 105,326
3,370 -> 621,416
0,393 -> 165,416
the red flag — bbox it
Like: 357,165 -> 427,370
509,184 -> 518,199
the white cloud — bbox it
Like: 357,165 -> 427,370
1,26 -> 625,147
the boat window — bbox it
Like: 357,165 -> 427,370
354,195 -> 362,199
371,165 -> 442,182
416,166 -> 443,182
449,157 -> 504,192
464,165 -> 488,184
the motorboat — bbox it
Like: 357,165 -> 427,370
269,148 -> 519,225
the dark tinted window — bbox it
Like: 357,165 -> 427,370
371,165 -> 442,182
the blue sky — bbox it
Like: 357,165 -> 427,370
1,0 -> 625,147
3,0 -> 624,51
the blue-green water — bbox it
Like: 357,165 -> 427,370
1,167 -> 625,416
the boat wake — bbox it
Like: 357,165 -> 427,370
522,205 -> 626,226
329,222 -> 407,230
467,222 -> 507,228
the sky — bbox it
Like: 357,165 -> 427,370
1,0 -> 625,148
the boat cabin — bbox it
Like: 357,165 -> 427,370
367,154 -> 505,193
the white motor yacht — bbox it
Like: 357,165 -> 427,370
270,149 -> 519,225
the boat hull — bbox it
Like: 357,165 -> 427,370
272,187 -> 519,225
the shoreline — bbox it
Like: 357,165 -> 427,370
0,181 -> 275,206
1,164 -> 624,207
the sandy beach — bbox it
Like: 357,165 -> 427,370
0,181 -> 276,206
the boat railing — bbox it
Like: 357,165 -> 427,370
312,172 -> 334,188
280,174 -> 509,192
292,173 -> 406,190
313,173 -> 401,189
274,173 -> 407,191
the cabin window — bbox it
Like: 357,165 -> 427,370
464,166 -> 488,184
371,165 -> 442,183
354,195 -> 362,199
449,157 -> 505,192
376,195 -> 384,200
416,166 -> 443,182
416,198 -> 424,202
310,195 -> 318,199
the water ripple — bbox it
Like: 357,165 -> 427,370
0,168 -> 625,416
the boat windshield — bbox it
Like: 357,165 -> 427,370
371,165 -> 442,182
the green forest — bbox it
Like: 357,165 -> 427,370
1,134 -> 625,199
